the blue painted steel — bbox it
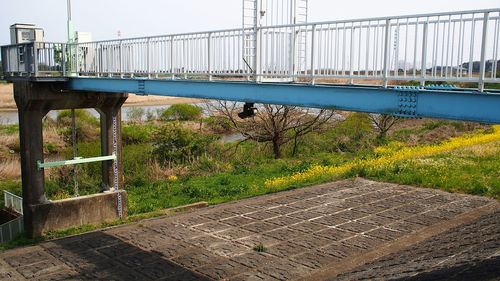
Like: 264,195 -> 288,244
68,78 -> 500,124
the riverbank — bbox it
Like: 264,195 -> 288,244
0,83 -> 202,111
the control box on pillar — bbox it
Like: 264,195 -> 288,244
10,23 -> 44,44
7,24 -> 44,75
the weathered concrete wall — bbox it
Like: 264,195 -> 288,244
28,191 -> 127,235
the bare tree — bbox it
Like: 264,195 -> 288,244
369,114 -> 401,138
207,101 -> 335,159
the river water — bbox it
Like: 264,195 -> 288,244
0,105 -> 177,125
0,101 -> 344,125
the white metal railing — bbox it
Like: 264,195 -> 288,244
0,191 -> 23,243
0,216 -> 23,244
4,191 -> 23,215
1,9 -> 499,91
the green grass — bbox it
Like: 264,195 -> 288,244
253,242 -> 267,252
362,142 -> 500,198
126,152 -> 353,215
0,124 -> 19,135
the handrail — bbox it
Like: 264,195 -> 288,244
1,8 -> 499,91
49,8 -> 500,44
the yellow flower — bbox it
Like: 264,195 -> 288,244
167,175 -> 178,182
265,125 -> 500,189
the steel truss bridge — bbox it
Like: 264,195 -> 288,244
2,8 -> 500,123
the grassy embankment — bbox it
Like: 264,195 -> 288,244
1,113 -> 498,213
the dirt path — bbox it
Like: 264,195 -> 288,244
0,178 -> 498,280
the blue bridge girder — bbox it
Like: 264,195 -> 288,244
67,77 -> 500,124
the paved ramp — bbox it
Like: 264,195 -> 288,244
0,178 -> 498,280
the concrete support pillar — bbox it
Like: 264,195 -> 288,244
14,81 -> 128,237
98,107 -> 124,192
17,109 -> 49,236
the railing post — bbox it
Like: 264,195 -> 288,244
349,25 -> 355,84
74,43 -> 79,76
183,39 -> 187,80
119,41 -> 123,78
478,12 -> 490,92
147,38 -> 151,79
208,32 -> 213,81
310,24 -> 317,85
33,43 -> 39,77
289,26 -> 296,80
97,45 -> 101,78
382,19 -> 391,88
62,44 -> 66,77
170,36 -> 175,80
420,20 -> 429,87
255,27 -> 262,82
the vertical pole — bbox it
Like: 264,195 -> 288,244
97,45 -> 101,78
289,0 -> 296,79
75,42 -> 79,76
147,38 -> 151,79
349,24 -> 355,84
119,41 -> 123,78
62,44 -> 67,77
421,21 -> 429,87
291,28 -> 298,80
33,43 -> 39,77
208,32 -> 213,81
310,24 -> 317,85
382,19 -> 391,88
478,12 -> 490,92
183,39 -> 187,80
67,0 -> 75,43
170,36 -> 175,79
255,0 -> 263,82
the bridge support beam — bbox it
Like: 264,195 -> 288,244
68,78 -> 500,124
14,81 -> 128,237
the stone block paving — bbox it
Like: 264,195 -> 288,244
334,210 -> 500,281
0,178 -> 498,281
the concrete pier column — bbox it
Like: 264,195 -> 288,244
14,81 -> 128,237
98,106 -> 124,192
17,109 -> 49,236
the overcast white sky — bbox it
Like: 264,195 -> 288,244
1,0 -> 498,45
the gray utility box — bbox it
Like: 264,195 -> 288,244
10,23 -> 44,44
3,24 -> 44,76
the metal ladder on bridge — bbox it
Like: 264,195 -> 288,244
243,0 -> 309,81
243,0 -> 258,77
